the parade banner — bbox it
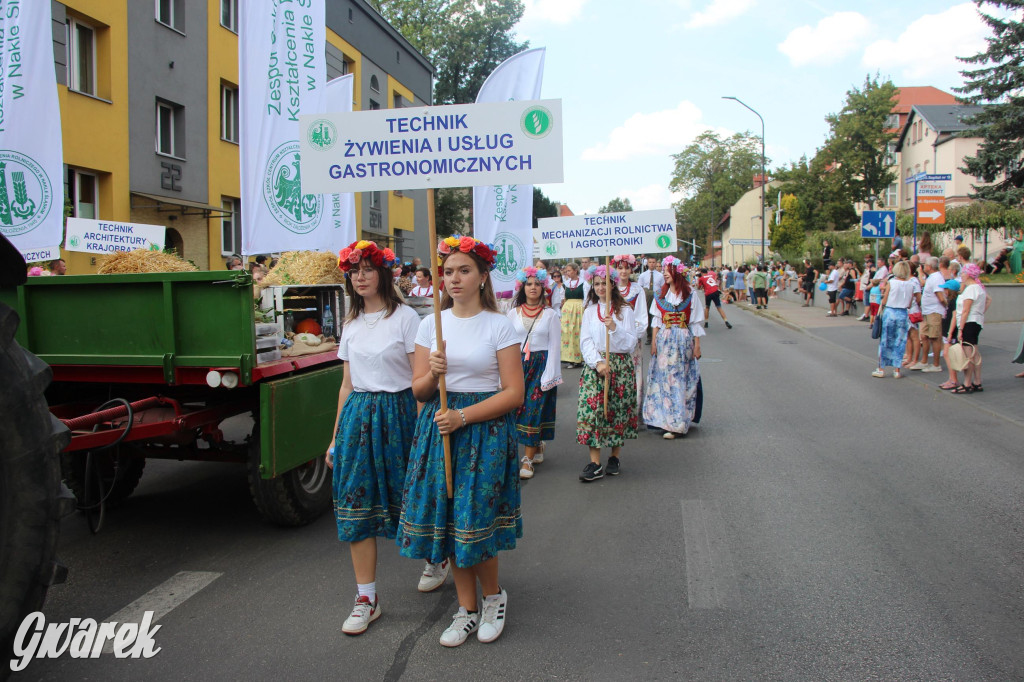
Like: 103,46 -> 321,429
535,209 -> 677,259
0,0 -> 64,255
324,74 -> 356,248
239,1 -> 326,256
298,99 -> 563,194
473,48 -> 545,295
64,218 -> 165,254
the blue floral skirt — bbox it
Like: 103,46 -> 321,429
515,350 -> 557,446
332,388 -> 417,542
643,327 -> 702,434
878,307 -> 909,368
397,391 -> 522,568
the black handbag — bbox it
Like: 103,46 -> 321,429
871,312 -> 882,339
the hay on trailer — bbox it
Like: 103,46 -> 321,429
255,251 -> 345,294
97,249 -> 198,274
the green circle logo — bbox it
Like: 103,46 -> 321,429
544,241 -> 558,257
263,141 -> 324,235
656,234 -> 671,249
68,235 -> 81,249
307,119 -> 337,151
0,151 -> 54,238
521,106 -> 553,139
492,232 -> 527,283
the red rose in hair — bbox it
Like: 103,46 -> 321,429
339,247 -> 353,264
382,248 -> 395,262
458,236 -> 476,252
474,243 -> 491,261
348,248 -> 363,264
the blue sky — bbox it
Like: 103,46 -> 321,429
514,0 -> 995,214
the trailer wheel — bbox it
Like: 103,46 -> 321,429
246,424 -> 331,526
0,302 -> 72,660
62,449 -> 146,510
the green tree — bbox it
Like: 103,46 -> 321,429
770,193 -> 806,254
821,74 -> 899,209
773,155 -> 858,232
598,197 -> 633,213
533,187 -> 559,227
957,0 -> 1024,205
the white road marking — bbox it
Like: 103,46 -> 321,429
681,499 -> 740,609
101,571 -> 221,654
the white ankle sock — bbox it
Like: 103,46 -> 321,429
357,582 -> 376,602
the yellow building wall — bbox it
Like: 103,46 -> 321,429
59,1 -> 130,274
206,2 -> 240,270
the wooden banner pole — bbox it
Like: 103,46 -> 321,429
604,255 -> 611,420
427,189 -> 454,499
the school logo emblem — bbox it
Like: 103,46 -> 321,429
493,232 -> 526,282
263,141 -> 323,235
306,119 -> 337,151
0,151 -> 53,238
68,235 -> 81,249
521,106 -> 553,139
657,234 -> 672,249
544,241 -> 559,257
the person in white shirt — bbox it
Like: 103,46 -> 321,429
613,254 -> 648,411
637,256 -> 666,344
559,262 -> 586,366
644,256 -> 705,439
327,240 -> 429,636
873,260 -> 919,378
409,267 -> 434,298
825,262 -> 842,317
947,262 -> 990,393
549,269 -> 565,311
507,267 -> 562,480
576,265 -> 638,481
914,256 -> 947,372
398,235 -> 525,648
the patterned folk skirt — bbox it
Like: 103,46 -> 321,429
643,327 -> 702,435
576,352 -> 639,448
397,391 -> 522,568
560,299 -> 585,363
878,306 -> 910,368
332,388 -> 417,542
515,350 -> 557,446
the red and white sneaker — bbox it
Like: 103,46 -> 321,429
418,559 -> 450,592
342,596 -> 380,635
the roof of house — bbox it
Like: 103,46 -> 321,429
895,104 -> 986,151
558,204 -> 574,217
891,87 -> 958,114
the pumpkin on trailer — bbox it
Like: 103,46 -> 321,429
295,318 -> 322,335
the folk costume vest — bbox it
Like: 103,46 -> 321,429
655,291 -> 693,329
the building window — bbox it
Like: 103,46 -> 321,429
370,75 -> 380,92
884,142 -> 897,166
923,160 -> 929,174
341,58 -> 352,76
348,8 -> 354,21
66,18 -> 96,96
886,183 -> 898,208
220,0 -> 238,32
156,100 -> 184,157
221,84 -> 239,143
370,191 -> 381,209
369,99 -> 380,110
68,168 -> 98,220
221,197 -> 241,256
156,0 -> 183,31
885,113 -> 899,129
393,93 -> 403,109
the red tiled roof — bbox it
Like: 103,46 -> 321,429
558,204 -> 574,217
891,86 -> 957,114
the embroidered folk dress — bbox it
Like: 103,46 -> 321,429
507,306 -> 562,446
618,280 -> 648,411
576,302 -> 639,447
643,288 -> 705,435
560,278 -> 586,363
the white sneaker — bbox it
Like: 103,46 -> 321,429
342,596 -> 380,635
921,365 -> 943,373
533,442 -> 545,464
871,369 -> 885,378
477,588 -> 507,643
519,456 -> 534,479
440,607 -> 479,647
910,362 -> 928,370
418,559 -> 450,593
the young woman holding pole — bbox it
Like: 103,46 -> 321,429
576,264 -> 638,482
327,240 -> 436,636
612,254 -> 648,411
508,266 -> 562,479
397,235 -> 525,648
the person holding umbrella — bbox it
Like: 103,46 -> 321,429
398,235 -> 525,648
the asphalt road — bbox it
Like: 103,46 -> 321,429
18,306 -> 1024,681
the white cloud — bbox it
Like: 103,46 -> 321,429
685,0 -> 756,29
862,3 -> 988,80
778,12 -> 872,67
521,0 -> 588,25
582,101 -> 722,161
617,184 -> 684,211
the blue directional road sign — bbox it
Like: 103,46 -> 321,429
861,210 -> 896,238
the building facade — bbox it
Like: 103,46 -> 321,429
51,0 -> 433,274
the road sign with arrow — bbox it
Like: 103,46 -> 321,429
916,181 -> 946,224
861,210 -> 896,239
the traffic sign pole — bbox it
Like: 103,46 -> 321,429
913,179 -> 918,253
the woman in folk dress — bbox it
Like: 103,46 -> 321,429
507,267 -> 562,480
576,265 -> 638,482
397,235 -> 525,648
559,262 -> 586,367
643,256 -> 705,440
612,254 -> 647,411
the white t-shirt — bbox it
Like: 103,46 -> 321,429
416,309 -> 519,392
955,283 -> 987,327
921,271 -> 946,316
337,305 -> 420,392
908,277 -> 922,315
885,278 -> 917,309
826,269 -> 841,291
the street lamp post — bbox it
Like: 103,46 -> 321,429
723,96 -> 765,262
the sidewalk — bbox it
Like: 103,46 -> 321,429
727,290 -> 1024,426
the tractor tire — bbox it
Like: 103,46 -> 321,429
246,422 -> 331,526
62,448 -> 146,510
0,302 -> 72,663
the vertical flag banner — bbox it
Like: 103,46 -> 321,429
0,0 -> 65,256
473,48 -> 545,295
323,74 -> 356,249
239,1 -> 326,255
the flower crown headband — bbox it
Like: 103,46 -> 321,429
661,255 -> 688,274
437,235 -> 499,270
514,267 -> 552,291
338,240 -> 399,274
582,264 -> 619,282
611,254 -> 636,267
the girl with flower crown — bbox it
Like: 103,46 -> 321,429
576,265 -> 638,482
643,256 -> 705,440
326,240 -> 444,637
398,235 -> 525,648
611,254 -> 647,411
507,267 -> 562,479
559,261 -> 586,367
